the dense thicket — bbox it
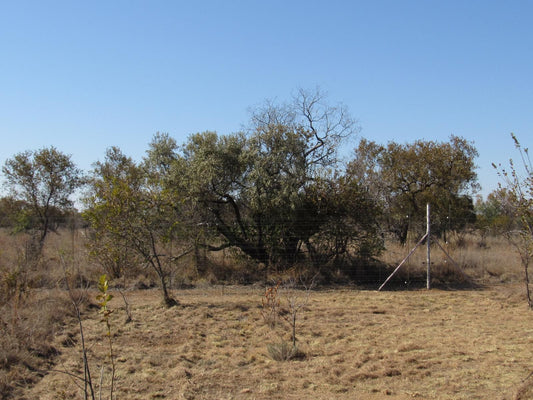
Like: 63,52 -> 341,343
177,90 -> 382,273
1,90 -> 491,289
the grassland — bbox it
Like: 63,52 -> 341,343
2,231 -> 533,399
20,283 -> 533,400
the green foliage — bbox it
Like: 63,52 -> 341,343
0,197 -> 30,230
475,189 -> 519,236
2,147 -> 83,254
83,143 -> 180,307
0,196 -> 78,235
82,147 -> 144,279
305,174 -> 383,267
349,136 -> 479,243
179,90 -> 380,271
96,274 -> 116,400
96,274 -> 114,315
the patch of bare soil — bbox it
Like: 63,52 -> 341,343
24,284 -> 533,399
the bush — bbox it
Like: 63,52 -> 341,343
266,342 -> 305,361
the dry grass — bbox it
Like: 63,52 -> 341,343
2,230 -> 532,399
378,233 -> 524,287
0,289 -> 78,400
21,283 -> 533,400
0,228 -> 96,400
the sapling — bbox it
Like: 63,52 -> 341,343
60,252 -> 96,400
96,274 -> 116,400
261,273 -> 315,360
261,280 -> 281,329
57,254 -> 121,399
282,275 -> 315,348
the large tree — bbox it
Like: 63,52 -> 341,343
180,89 -> 382,272
2,146 -> 83,255
349,136 -> 479,243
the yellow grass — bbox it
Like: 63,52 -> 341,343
2,230 -> 532,399
379,234 -> 524,286
24,284 -> 533,400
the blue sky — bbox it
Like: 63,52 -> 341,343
1,0 -> 532,198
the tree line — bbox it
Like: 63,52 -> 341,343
4,89 -> 513,302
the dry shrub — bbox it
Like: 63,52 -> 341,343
0,289 -> 78,399
131,273 -> 159,290
196,249 -> 264,284
0,229 -> 99,294
261,281 -> 281,329
260,275 -> 314,363
266,342 -> 305,361
0,230 -> 99,398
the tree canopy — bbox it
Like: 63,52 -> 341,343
2,146 -> 83,254
2,91 -> 486,284
83,142 -> 182,306
178,89 -> 381,272
348,136 -> 479,242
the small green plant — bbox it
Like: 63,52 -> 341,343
61,251 -> 95,400
96,274 -> 116,400
61,257 -> 119,400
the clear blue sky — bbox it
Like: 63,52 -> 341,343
1,0 -> 532,198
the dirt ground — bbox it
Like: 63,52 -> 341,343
24,283 -> 533,400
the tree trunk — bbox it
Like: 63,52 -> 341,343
159,271 -> 178,307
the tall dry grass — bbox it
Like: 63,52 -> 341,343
0,228 -> 95,400
0,289 -> 77,399
377,233 -> 523,288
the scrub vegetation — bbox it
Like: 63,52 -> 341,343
1,92 -> 532,399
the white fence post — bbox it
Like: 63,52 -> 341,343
426,203 -> 431,290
